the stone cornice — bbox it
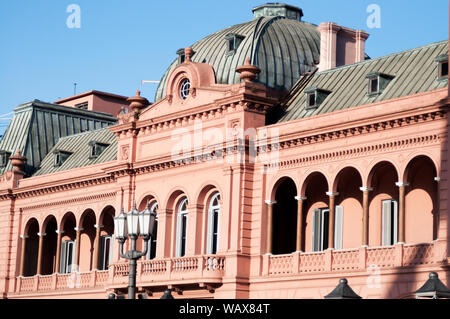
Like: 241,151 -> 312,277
0,175 -> 115,201
112,97 -> 276,138
266,133 -> 441,170
19,191 -> 117,211
259,109 -> 446,153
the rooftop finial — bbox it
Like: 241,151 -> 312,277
127,89 -> 151,118
236,57 -> 261,83
185,47 -> 193,62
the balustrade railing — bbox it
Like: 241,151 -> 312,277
14,242 -> 447,294
266,241 -> 447,276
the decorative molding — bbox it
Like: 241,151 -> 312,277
94,224 -> 104,229
360,187 -> 373,192
37,232 -> 46,237
326,192 -> 339,197
395,182 -> 410,187
55,230 -> 65,235
294,196 -> 307,201
19,235 -> 28,239
265,200 -> 277,205
265,133 -> 441,170
259,110 -> 446,155
74,227 -> 84,232
19,191 -> 116,211
434,177 -> 441,182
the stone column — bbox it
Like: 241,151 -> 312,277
326,192 -> 339,249
294,196 -> 307,252
360,187 -> 373,246
434,177 -> 441,240
74,227 -> 83,269
93,225 -> 103,270
265,200 -> 277,254
36,232 -> 46,275
54,230 -> 64,274
19,235 -> 28,276
395,182 -> 409,243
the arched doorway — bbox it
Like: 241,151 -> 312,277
404,156 -> 438,243
272,177 -> 297,255
78,209 -> 96,272
368,161 -> 399,246
41,216 -> 57,275
98,206 -> 115,270
23,218 -> 39,277
334,167 -> 363,249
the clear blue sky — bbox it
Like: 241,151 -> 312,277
0,0 -> 448,133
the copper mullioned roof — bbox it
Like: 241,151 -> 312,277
276,40 -> 448,123
33,127 -> 117,176
155,16 -> 321,101
0,100 -> 117,176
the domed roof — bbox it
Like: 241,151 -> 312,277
155,3 -> 320,101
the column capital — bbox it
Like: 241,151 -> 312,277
326,192 -> 339,197
395,182 -> 409,187
55,230 -> 65,235
434,177 -> 441,182
19,235 -> 28,239
37,232 -> 46,237
265,200 -> 277,205
94,224 -> 104,229
74,227 -> 84,232
360,186 -> 373,192
295,196 -> 307,201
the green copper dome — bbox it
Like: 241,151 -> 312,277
155,3 -> 320,101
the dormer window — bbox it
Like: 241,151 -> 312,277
177,48 -> 185,64
0,151 -> 11,168
75,102 -> 88,110
366,72 -> 395,96
305,87 -> 331,109
53,150 -> 72,167
225,33 -> 245,54
435,55 -> 448,80
89,141 -> 109,159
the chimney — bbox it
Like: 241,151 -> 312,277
318,22 -> 369,72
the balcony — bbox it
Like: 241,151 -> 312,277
13,255 -> 226,296
263,241 -> 448,276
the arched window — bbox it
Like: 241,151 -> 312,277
146,202 -> 158,260
176,197 -> 188,257
206,193 -> 220,255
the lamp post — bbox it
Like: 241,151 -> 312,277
114,202 -> 156,299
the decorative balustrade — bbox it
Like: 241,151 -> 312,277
266,241 -> 448,276
14,242 -> 447,294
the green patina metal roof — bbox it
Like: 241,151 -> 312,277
0,100 -> 117,176
155,16 -> 320,101
34,127 -> 117,176
276,40 -> 448,123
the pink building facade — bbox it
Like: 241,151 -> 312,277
0,3 -> 449,299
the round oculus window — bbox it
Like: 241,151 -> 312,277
180,78 -> 191,100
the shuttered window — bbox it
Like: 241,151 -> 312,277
334,206 -> 344,250
206,193 -> 220,255
60,240 -> 75,274
312,206 -> 343,251
98,235 -> 113,270
382,199 -> 398,246
176,198 -> 188,257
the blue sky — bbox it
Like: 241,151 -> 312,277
0,0 -> 448,133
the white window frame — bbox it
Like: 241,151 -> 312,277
312,208 -> 329,252
146,202 -> 158,260
206,193 -> 220,255
382,199 -> 398,246
176,198 -> 188,257
334,206 -> 344,250
98,235 -> 113,270
60,240 -> 75,274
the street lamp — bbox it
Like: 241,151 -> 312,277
114,202 -> 157,299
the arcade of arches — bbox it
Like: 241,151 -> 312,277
19,186 -> 223,277
266,156 -> 439,255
